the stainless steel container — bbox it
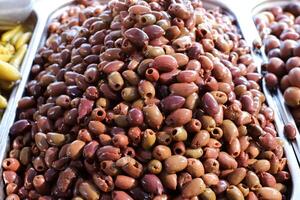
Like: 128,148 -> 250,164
0,0 -> 299,199
251,0 -> 300,166
0,0 -> 34,29
0,0 -> 49,197
210,1 -> 300,198
0,0 -> 91,198
0,0 -> 44,172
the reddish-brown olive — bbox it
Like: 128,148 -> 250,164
127,108 -> 144,126
265,72 -> 278,90
284,87 -> 300,107
284,123 -> 297,140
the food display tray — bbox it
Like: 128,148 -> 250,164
0,0 -> 71,197
0,0 -> 43,175
0,0 -> 299,199
251,0 -> 300,166
231,0 -> 300,198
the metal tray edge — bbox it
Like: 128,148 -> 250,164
0,0 -> 86,198
222,0 -> 300,198
0,0 -> 64,198
250,0 -> 300,170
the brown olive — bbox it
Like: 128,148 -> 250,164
265,72 -> 278,90
256,187 -> 282,200
141,174 -> 164,195
284,87 -> 300,107
181,178 -> 206,198
266,57 -> 285,77
288,67 -> 300,87
202,92 -> 220,116
164,155 -> 187,173
226,185 -> 244,200
284,123 -> 297,140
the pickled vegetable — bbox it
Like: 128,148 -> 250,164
0,25 -> 31,112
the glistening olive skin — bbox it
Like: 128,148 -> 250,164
164,155 -> 187,174
152,55 -> 178,72
181,178 -> 206,198
143,104 -> 163,129
226,185 -> 245,200
283,87 -> 300,107
256,187 -> 282,200
284,123 -> 297,140
2,0 -> 291,199
202,92 -> 220,116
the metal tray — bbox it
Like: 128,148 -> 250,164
0,0 -> 99,198
0,0 -> 54,197
0,0 -> 42,167
251,0 -> 300,167
0,0 -> 33,28
233,1 -> 300,199
0,0 -> 299,199
0,6 -> 38,126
